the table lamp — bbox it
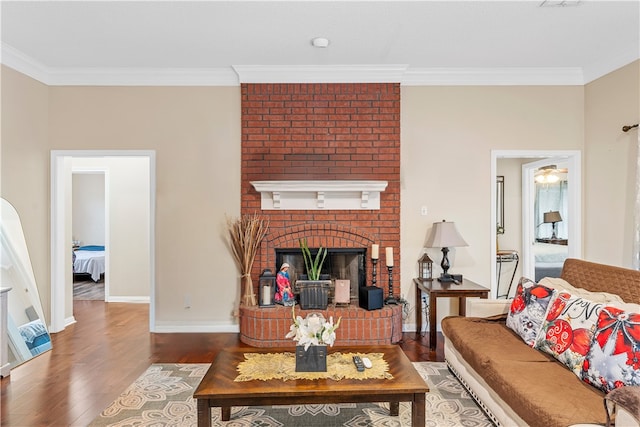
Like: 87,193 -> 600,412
425,220 -> 468,283
543,211 -> 562,239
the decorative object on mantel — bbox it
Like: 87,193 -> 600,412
418,252 -> 433,281
226,213 -> 269,306
371,244 -> 379,287
296,238 -> 331,310
258,269 -> 276,307
426,220 -> 468,284
250,180 -> 388,210
286,308 -> 341,372
385,247 -> 398,305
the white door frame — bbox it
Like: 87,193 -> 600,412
50,150 -> 156,333
490,150 -> 582,297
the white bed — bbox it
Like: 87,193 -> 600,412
534,242 -> 567,281
73,246 -> 105,282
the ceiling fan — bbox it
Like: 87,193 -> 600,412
535,165 -> 567,183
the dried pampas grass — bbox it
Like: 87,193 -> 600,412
226,213 -> 269,306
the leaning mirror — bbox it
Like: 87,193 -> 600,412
1,198 -> 52,374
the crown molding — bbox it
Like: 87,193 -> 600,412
1,43 -> 51,84
3,43 -> 635,87
582,50 -> 640,84
232,64 -> 409,83
402,67 -> 585,86
46,67 -> 239,86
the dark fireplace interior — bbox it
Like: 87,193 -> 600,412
275,249 -> 366,303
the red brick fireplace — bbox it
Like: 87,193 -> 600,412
239,82 -> 402,347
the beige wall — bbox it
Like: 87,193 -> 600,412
400,86 -> 584,327
585,61 -> 640,267
47,86 -> 242,330
1,67 -> 51,319
2,61 -> 638,333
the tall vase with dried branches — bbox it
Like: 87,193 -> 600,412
226,213 -> 269,307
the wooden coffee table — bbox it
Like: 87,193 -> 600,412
193,345 -> 429,426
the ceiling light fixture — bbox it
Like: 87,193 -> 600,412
311,37 -> 330,48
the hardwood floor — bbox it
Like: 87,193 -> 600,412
1,301 -> 443,426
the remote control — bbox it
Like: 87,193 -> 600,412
352,355 -> 365,372
361,357 -> 372,369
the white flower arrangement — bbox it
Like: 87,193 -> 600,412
286,308 -> 341,351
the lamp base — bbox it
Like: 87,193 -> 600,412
438,274 -> 463,284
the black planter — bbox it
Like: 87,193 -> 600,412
295,345 -> 327,372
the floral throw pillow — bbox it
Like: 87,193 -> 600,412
534,292 -> 604,376
506,277 -> 557,347
581,306 -> 640,392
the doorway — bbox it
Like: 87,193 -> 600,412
50,150 -> 156,333
491,150 -> 582,298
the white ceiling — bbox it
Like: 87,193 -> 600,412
1,1 -> 639,86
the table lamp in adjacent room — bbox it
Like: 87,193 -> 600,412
543,211 -> 562,239
425,220 -> 468,283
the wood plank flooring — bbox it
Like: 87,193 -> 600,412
0,301 -> 442,426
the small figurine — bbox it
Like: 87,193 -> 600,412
276,263 -> 295,306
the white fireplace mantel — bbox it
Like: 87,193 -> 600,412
250,180 -> 388,210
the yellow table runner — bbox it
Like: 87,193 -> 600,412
235,351 -> 392,382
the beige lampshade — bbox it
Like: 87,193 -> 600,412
543,211 -> 562,223
425,220 -> 468,248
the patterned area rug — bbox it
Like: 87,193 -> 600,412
89,362 -> 493,427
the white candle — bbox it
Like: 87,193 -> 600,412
371,244 -> 379,259
262,284 -> 271,305
385,247 -> 393,267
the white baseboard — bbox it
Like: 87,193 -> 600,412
64,316 -> 77,327
107,296 -> 150,303
153,321 -> 239,333
1,362 -> 11,377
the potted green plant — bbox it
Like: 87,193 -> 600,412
299,238 -> 327,280
296,238 -> 331,309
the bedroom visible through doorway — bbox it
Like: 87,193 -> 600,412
72,171 -> 106,301
50,150 -> 156,333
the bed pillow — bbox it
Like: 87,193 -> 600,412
506,277 -> 557,347
538,277 -> 624,304
581,305 -> 640,392
534,292 -> 604,377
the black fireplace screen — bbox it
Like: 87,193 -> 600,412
275,248 -> 366,302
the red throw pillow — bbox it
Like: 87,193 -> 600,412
506,277 -> 557,347
581,306 -> 640,392
535,292 -> 605,377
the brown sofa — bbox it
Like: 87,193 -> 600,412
442,258 -> 640,427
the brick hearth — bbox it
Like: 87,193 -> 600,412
239,304 -> 403,347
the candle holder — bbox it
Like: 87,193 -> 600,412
385,266 -> 398,305
372,258 -> 378,287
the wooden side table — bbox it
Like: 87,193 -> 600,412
414,278 -> 489,350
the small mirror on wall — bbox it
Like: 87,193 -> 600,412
497,176 -> 505,234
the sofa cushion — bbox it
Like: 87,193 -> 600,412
582,305 -> 640,392
506,277 -> 557,346
442,315 -> 607,426
482,358 -> 606,427
534,291 -> 605,377
539,277 -> 625,304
